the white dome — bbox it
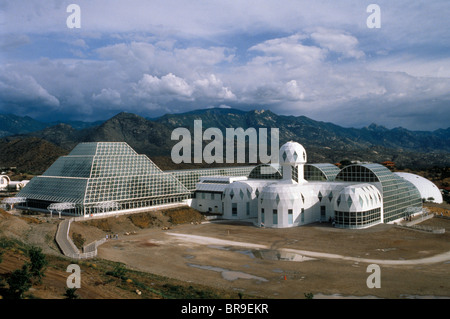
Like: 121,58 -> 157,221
279,141 -> 307,164
223,181 -> 254,201
395,172 -> 443,204
260,182 -> 298,201
0,175 -> 10,189
334,184 -> 382,212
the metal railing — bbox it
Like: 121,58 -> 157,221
55,218 -> 107,260
395,213 -> 446,234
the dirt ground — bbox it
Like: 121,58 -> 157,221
95,218 -> 450,299
1,205 -> 450,299
0,207 -> 237,299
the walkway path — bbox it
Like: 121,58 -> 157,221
55,218 -> 80,258
55,218 -> 103,259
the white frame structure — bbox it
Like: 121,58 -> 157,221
48,202 -> 76,218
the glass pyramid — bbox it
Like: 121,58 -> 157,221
18,142 -> 191,216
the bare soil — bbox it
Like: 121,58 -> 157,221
1,205 -> 450,299
0,207 -> 235,299
96,219 -> 450,299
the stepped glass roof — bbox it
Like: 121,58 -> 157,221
18,142 -> 190,208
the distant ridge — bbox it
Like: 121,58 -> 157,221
0,113 -> 102,138
1,108 -> 449,174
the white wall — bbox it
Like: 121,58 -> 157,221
192,192 -> 223,214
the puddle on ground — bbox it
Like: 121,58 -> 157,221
207,245 -> 316,262
207,245 -> 256,258
272,268 -> 283,273
253,249 -> 316,262
187,263 -> 268,282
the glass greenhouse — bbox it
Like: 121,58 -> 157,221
335,164 -> 422,223
18,142 -> 192,216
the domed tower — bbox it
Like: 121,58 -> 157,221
279,141 -> 307,183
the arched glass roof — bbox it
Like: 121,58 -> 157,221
395,172 -> 443,204
336,164 -> 422,222
248,164 -> 283,180
304,163 -> 340,181
169,166 -> 254,191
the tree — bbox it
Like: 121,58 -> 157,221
107,264 -> 128,280
64,287 -> 80,299
7,265 -> 32,299
26,246 -> 48,283
304,292 -> 314,299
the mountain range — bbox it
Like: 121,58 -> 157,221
0,108 -> 449,174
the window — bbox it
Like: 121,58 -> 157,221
246,202 -> 250,215
261,208 -> 265,223
334,208 -> 381,228
232,203 -> 237,216
273,209 -> 278,225
292,166 -> 298,183
301,208 -> 304,223
320,206 -> 326,220
288,209 -> 293,224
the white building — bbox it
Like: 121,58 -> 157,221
15,141 -> 430,226
0,175 -> 29,191
0,175 -> 10,190
193,141 -> 424,229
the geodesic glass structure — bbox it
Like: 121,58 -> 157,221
17,142 -> 191,216
335,164 -> 422,223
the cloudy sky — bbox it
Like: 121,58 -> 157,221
0,0 -> 449,130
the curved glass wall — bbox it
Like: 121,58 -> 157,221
248,164 -> 282,180
335,208 -> 381,228
336,164 -> 422,222
304,163 -> 340,181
